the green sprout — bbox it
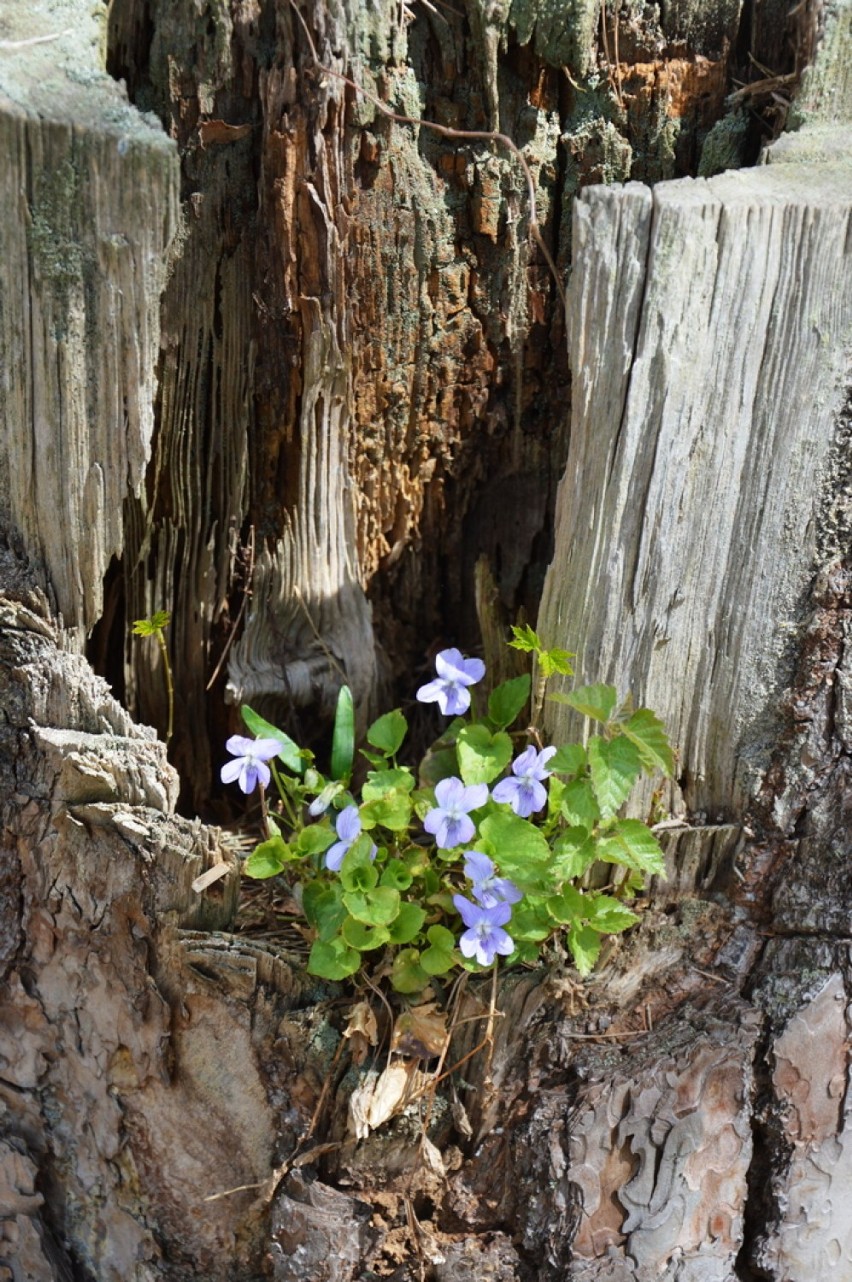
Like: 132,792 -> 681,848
131,611 -> 174,744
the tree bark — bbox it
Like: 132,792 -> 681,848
1,0 -> 852,1280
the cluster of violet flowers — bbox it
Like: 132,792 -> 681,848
220,646 -> 557,971
416,649 -> 555,967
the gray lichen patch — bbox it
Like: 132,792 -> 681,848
509,0 -> 600,76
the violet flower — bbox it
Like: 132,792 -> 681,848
463,851 -> 522,909
492,745 -> 557,818
416,648 -> 486,717
453,894 -> 514,967
424,777 -> 489,849
220,735 -> 284,795
325,805 -> 376,872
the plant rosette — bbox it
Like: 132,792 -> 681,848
218,628 -> 674,991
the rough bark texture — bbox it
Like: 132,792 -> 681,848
2,0 -> 852,1280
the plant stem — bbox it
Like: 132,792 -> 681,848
155,629 -> 174,744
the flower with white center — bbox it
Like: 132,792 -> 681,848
424,777 -> 489,849
220,735 -> 284,795
492,745 -> 557,818
416,648 -> 486,717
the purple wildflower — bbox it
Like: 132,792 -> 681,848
463,851 -> 522,909
424,777 -> 489,849
416,648 -> 486,717
492,745 -> 558,818
453,894 -> 514,967
325,805 -> 376,872
220,735 -> 284,795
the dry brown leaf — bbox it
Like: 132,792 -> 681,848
347,1060 -> 423,1139
343,1000 -> 379,1066
391,1001 -> 448,1059
419,1135 -> 446,1177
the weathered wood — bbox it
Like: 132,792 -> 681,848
0,4 -> 178,643
538,142 -> 852,824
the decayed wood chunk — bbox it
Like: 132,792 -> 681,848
0,4 -> 178,641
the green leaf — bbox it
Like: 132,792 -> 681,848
478,812 -> 553,894
386,902 -> 426,944
339,836 -> 380,893
597,820 -> 666,876
241,705 -> 304,774
552,683 -> 617,723
508,898 -> 552,942
297,824 -> 336,856
418,745 -> 460,788
487,675 -> 531,730
587,735 -> 641,819
330,685 -> 355,780
341,916 -> 391,951
568,924 -> 601,976
538,648 -> 575,679
302,881 -> 347,941
551,827 -> 597,880
131,610 -> 170,636
361,768 -> 415,802
621,708 -> 674,777
420,924 -> 457,976
307,936 -> 360,980
244,837 -> 289,879
359,793 -> 412,832
584,895 -> 639,934
343,886 -> 401,926
560,778 -> 601,828
508,623 -> 541,653
457,724 -> 513,785
546,884 -> 587,924
379,859 -> 413,891
391,949 -> 430,994
549,743 -> 586,776
366,708 -> 408,757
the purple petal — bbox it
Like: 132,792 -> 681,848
484,900 -> 513,927
252,737 -> 286,761
440,685 -> 471,716
460,783 -> 489,812
438,814 -> 474,848
324,840 -> 347,871
538,746 -> 558,770
336,805 -> 361,841
435,649 -> 485,686
416,678 -> 446,706
220,758 -> 244,785
492,777 -> 521,807
512,745 -> 539,777
248,759 -> 272,792
434,777 -> 465,809
423,808 -> 443,838
464,851 -> 495,882
225,735 -> 256,756
458,931 -> 480,960
453,893 -> 481,928
494,877 -> 522,905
